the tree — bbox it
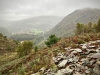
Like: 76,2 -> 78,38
45,34 -> 60,47
34,46 -> 38,52
0,33 -> 3,37
96,19 -> 100,32
87,22 -> 93,33
84,22 -> 94,33
17,41 -> 33,57
75,23 -> 84,35
84,24 -> 88,33
92,23 -> 97,33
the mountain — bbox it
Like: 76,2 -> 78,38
0,20 -> 11,27
45,8 -> 100,37
0,27 -> 10,36
5,16 -> 62,34
0,20 -> 12,35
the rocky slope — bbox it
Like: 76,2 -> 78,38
45,8 -> 100,37
32,36 -> 100,75
1,33 -> 100,75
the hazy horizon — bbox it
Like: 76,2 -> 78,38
0,0 -> 100,21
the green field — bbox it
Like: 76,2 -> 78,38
30,29 -> 44,35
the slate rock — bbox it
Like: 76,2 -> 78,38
74,48 -> 82,53
91,53 -> 100,60
58,60 -> 68,68
55,67 -> 73,75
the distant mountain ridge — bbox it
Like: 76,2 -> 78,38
0,27 -> 10,36
4,16 -> 62,34
45,8 -> 100,37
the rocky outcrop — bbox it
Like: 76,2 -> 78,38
31,40 -> 100,75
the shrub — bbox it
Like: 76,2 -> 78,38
51,63 -> 58,72
17,41 -> 33,57
4,36 -> 7,39
97,33 -> 100,38
18,67 -> 26,75
7,46 -> 11,50
15,41 -> 19,45
34,46 -> 38,52
45,35 -> 60,47
0,33 -> 3,37
0,72 -> 2,75
77,38 -> 85,44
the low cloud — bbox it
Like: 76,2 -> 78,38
0,0 -> 100,20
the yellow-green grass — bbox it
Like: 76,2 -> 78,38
0,52 -> 17,66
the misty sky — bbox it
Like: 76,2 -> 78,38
0,0 -> 100,21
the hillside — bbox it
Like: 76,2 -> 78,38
0,33 -> 100,75
0,20 -> 11,27
32,33 -> 100,75
0,27 -> 11,36
4,16 -> 62,34
0,33 -> 17,54
45,8 -> 100,37
0,33 -> 18,66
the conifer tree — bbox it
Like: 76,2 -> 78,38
45,34 -> 60,47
